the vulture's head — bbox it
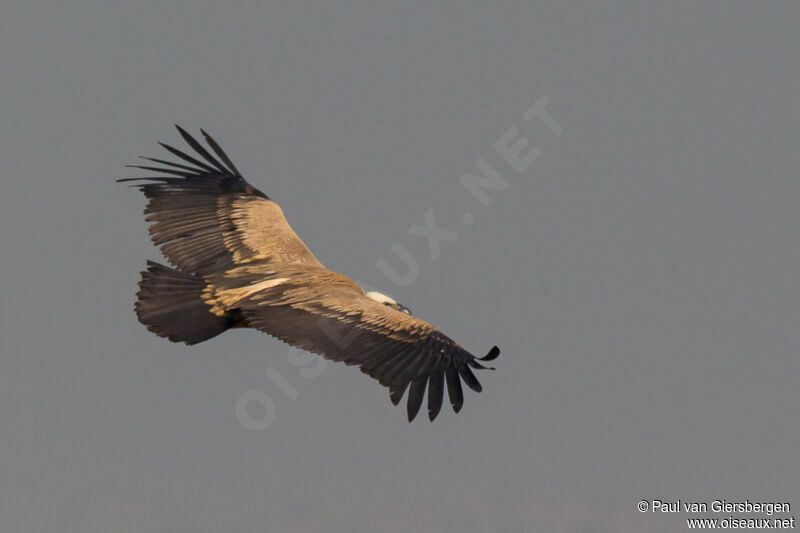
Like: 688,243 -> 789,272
365,291 -> 412,315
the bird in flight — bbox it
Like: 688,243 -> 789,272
120,126 -> 499,422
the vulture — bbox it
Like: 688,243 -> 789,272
120,126 -> 499,422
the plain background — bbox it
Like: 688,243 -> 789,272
1,2 -> 798,532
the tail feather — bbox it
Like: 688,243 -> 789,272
135,261 -> 234,345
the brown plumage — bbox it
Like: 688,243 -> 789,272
120,126 -> 499,422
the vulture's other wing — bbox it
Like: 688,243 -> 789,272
205,267 -> 499,422
119,126 -> 322,275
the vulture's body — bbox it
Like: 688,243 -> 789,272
121,126 -> 499,422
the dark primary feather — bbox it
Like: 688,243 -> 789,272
427,369 -> 445,421
406,379 -> 427,422
445,367 -> 464,413
459,365 -> 482,392
201,128 -> 240,175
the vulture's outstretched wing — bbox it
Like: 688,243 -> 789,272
203,266 -> 499,422
119,125 -> 322,275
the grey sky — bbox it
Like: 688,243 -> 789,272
1,2 -> 798,532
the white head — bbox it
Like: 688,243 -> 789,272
365,291 -> 412,315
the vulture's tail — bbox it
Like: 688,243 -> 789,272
135,261 -> 234,345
